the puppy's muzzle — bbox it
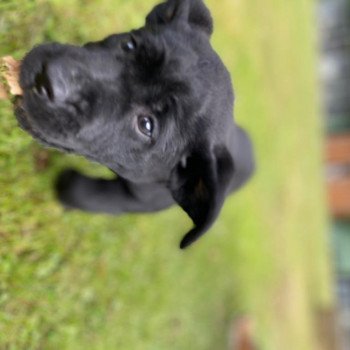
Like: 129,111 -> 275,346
33,60 -> 90,107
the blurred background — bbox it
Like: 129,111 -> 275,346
0,0 -> 347,349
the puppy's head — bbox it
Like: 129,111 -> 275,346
17,0 -> 252,248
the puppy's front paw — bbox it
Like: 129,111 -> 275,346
55,169 -> 83,209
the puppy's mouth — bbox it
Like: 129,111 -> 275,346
30,63 -> 55,101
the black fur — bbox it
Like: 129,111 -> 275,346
16,0 -> 255,249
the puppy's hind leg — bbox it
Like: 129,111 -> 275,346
55,169 -> 174,214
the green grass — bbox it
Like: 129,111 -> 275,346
0,0 -> 333,349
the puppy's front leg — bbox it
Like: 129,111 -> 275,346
55,169 -> 174,214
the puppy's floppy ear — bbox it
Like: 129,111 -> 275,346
169,144 -> 234,249
146,0 -> 213,36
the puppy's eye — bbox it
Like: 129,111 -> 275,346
121,37 -> 137,52
137,115 -> 154,137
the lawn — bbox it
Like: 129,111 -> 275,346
0,0 -> 333,349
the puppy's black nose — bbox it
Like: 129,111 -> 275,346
34,65 -> 54,101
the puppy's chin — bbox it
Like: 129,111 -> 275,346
14,97 -> 39,137
14,98 -> 74,152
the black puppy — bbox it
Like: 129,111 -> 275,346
15,0 -> 255,249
